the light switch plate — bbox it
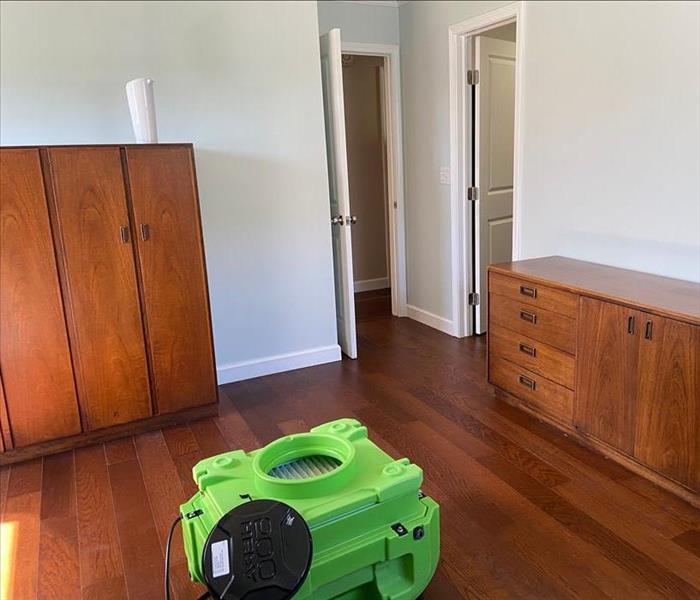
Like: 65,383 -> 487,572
439,167 -> 450,185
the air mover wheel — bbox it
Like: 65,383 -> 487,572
202,499 -> 312,600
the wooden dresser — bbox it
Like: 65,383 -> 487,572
488,256 -> 700,505
0,144 -> 218,463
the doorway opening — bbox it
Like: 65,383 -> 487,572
448,3 -> 524,337
471,22 -> 517,334
341,53 -> 392,323
320,31 -> 407,358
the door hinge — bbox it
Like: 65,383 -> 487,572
467,69 -> 479,86
467,186 -> 479,201
468,292 -> 480,306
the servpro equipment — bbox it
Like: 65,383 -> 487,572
177,418 -> 440,599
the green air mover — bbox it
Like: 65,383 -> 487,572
175,418 -> 440,599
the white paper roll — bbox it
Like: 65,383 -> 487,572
126,77 -> 158,143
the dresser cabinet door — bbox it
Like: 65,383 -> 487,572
0,148 -> 82,446
634,316 -> 699,490
48,147 -> 152,430
125,146 -> 217,413
575,297 -> 641,455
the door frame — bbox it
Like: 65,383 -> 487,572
448,2 -> 525,336
341,41 -> 407,318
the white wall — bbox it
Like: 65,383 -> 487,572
519,1 -> 700,282
399,0 -> 700,329
318,0 -> 399,44
399,1 -> 512,322
0,0 -> 340,382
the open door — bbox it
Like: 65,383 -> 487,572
320,29 -> 358,358
474,35 -> 516,334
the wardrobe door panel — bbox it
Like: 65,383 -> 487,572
0,378 -> 4,452
48,147 -> 152,430
575,297 -> 640,455
125,146 -> 217,413
0,148 -> 82,446
634,317 -> 699,490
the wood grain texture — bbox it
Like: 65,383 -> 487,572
489,356 -> 574,425
0,403 -> 216,466
0,377 -> 7,452
575,297 -> 639,454
634,317 -> 699,489
48,147 -> 152,431
0,148 -> 81,447
3,459 -> 42,599
489,323 -> 575,389
133,432 -> 202,598
107,455 -> 163,600
490,293 -> 577,354
490,256 -> 700,325
1,316 -> 699,599
489,271 -> 578,318
38,452 -> 80,599
74,445 -> 126,594
124,145 -> 217,414
673,529 -> 700,559
490,258 -> 700,503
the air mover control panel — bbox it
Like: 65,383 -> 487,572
180,419 -> 440,599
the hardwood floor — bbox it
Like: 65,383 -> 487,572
2,314 -> 699,599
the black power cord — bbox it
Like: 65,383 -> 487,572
165,515 -> 182,600
164,514 -> 212,600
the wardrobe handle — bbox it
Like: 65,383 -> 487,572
627,315 -> 635,335
520,285 -> 537,298
519,343 -> 536,357
520,310 -> 537,324
140,223 -> 150,241
645,320 -> 653,340
518,374 -> 536,390
119,225 -> 130,244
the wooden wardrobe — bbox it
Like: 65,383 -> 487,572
0,144 -> 217,463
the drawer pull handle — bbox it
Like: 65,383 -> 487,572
520,285 -> 537,298
519,343 -> 536,357
645,320 -> 653,340
627,316 -> 635,335
519,375 -> 536,390
520,310 -> 537,324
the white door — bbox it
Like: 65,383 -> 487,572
474,36 -> 516,334
320,29 -> 357,358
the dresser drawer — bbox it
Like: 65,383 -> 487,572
489,324 -> 575,389
489,356 -> 574,425
490,293 -> 577,354
489,271 -> 578,318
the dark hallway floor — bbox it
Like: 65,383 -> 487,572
1,314 -> 699,599
355,287 -> 392,322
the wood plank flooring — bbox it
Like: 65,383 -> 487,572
1,311 -> 699,599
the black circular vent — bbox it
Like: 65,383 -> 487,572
202,499 -> 312,600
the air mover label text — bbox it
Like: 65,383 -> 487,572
211,540 -> 230,578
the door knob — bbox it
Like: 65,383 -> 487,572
345,215 -> 358,225
331,215 -> 344,226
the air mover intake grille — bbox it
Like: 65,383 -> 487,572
268,455 -> 341,480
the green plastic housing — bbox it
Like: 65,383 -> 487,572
180,418 -> 440,599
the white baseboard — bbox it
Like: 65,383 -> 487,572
216,344 -> 341,384
406,304 -> 458,337
354,277 -> 389,293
